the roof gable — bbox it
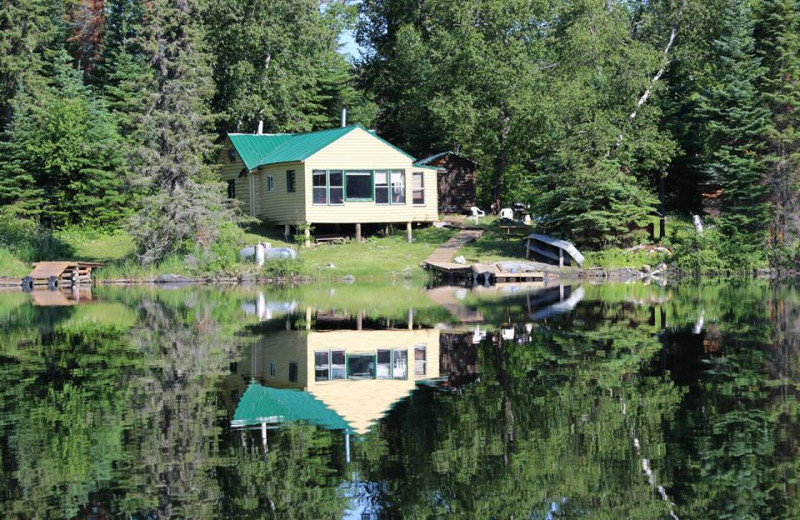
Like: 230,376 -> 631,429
229,125 -> 417,170
229,125 -> 363,170
232,382 -> 351,432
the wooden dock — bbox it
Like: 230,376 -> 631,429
471,263 -> 544,285
23,261 -> 102,289
421,229 -> 484,280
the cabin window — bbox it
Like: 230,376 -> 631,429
315,350 -> 330,381
227,179 -> 236,199
289,362 -> 298,382
313,171 -> 327,204
414,345 -> 427,376
392,349 -> 408,379
375,170 -> 405,204
345,171 -> 372,201
267,175 -> 274,192
412,172 -> 424,205
329,171 -> 344,204
374,170 -> 389,204
312,170 -> 344,205
286,170 -> 296,193
269,362 -> 276,378
391,170 -> 405,203
377,349 -> 392,379
348,353 -> 375,379
331,350 -> 346,379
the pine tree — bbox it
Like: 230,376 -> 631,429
756,0 -> 800,261
129,0 -> 244,265
697,0 -> 771,267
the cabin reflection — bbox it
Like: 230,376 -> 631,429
228,307 -> 444,436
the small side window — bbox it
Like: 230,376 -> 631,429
286,170 -> 296,193
267,175 -> 274,192
227,179 -> 236,199
289,362 -> 298,382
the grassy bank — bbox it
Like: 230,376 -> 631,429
0,216 -> 711,281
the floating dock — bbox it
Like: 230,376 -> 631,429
471,263 -> 544,285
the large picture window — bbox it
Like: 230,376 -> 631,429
412,172 -> 424,205
345,171 -> 372,201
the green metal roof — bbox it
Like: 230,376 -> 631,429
232,382 -> 351,432
228,124 -> 417,170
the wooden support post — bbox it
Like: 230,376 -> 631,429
304,226 -> 311,248
406,222 -> 412,243
355,223 -> 362,242
306,306 -> 312,331
559,248 -> 564,268
284,224 -> 291,240
356,310 -> 363,331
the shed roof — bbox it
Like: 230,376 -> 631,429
229,124 -> 417,171
413,151 -> 478,167
232,382 -> 351,432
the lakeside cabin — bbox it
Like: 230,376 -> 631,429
221,124 -> 440,241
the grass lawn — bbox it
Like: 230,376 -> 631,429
294,226 -> 456,279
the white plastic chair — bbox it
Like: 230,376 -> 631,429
470,206 -> 485,224
499,207 -> 514,221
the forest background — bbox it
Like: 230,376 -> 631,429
0,0 -> 798,274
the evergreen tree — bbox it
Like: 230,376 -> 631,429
756,0 -> 800,262
129,0 -> 244,265
0,51 -> 129,228
0,0 -> 64,129
696,0 -> 771,268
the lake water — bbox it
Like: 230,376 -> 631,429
1,279 -> 799,519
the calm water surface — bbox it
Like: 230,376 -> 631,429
1,280 -> 799,519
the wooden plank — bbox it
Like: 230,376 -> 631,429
28,262 -> 76,279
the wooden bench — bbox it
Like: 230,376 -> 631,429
498,225 -> 529,241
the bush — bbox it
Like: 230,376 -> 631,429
0,213 -> 73,262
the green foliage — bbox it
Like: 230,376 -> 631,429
0,51 -> 130,228
0,212 -> 73,262
756,0 -> 800,256
696,0 -> 771,252
205,0 -> 366,134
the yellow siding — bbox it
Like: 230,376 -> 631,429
303,127 -> 439,224
306,328 -> 440,434
238,331 -> 309,389
255,162 -> 306,224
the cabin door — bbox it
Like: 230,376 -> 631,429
249,172 -> 261,216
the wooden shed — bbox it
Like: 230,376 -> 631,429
413,151 -> 478,214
